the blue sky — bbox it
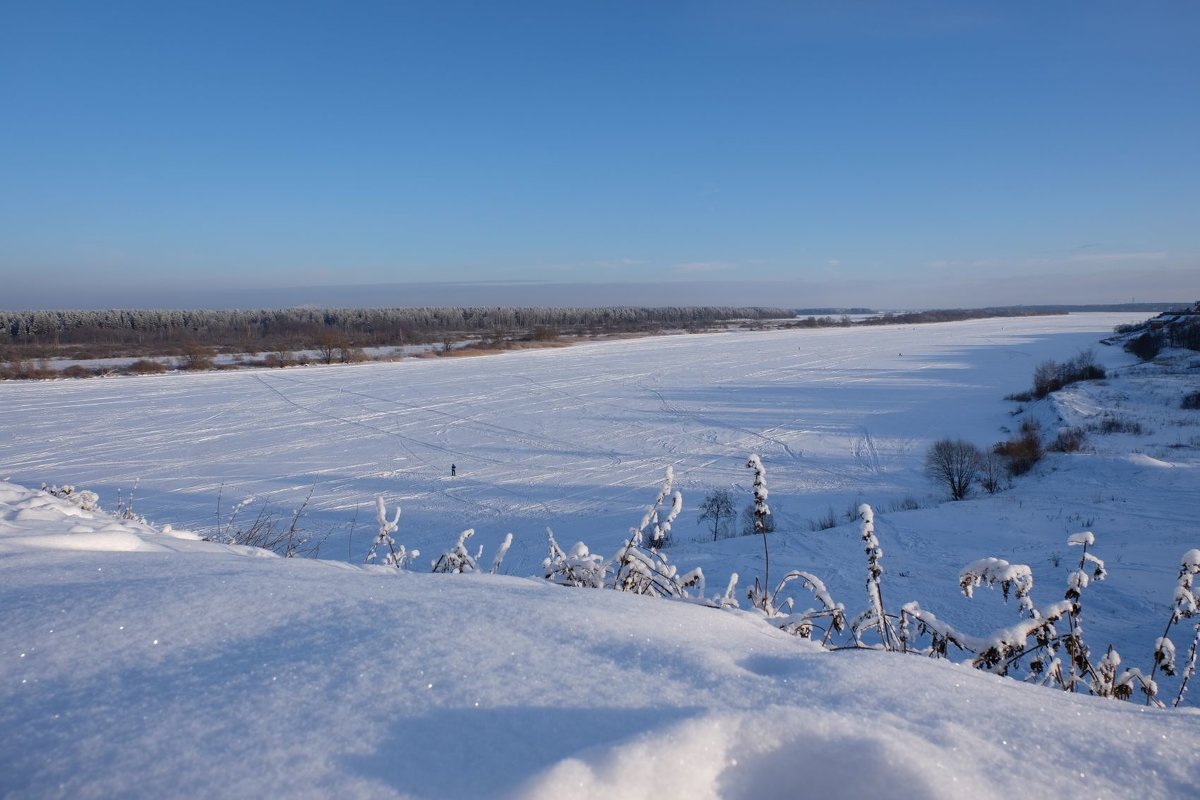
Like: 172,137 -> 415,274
1,1 -> 1197,308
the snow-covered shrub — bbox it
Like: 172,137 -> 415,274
634,466 -> 682,548
959,557 -> 1036,618
42,483 -> 100,512
542,529 -> 607,588
750,569 -> 846,643
218,487 -> 322,558
608,469 -> 705,598
897,531 -> 1191,705
113,482 -> 145,523
366,497 -> 419,569
431,529 -> 481,574
703,572 -> 742,609
611,543 -> 703,598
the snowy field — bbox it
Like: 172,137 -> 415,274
4,312 -> 1200,798
0,314 -> 1157,558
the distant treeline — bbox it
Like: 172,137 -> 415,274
786,307 -> 1066,329
0,306 -> 795,356
857,307 -> 1068,325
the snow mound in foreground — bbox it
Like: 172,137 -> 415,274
1,482 -> 1195,799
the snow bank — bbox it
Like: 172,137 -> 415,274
1,483 -> 1196,799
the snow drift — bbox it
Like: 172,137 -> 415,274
2,482 -> 1195,799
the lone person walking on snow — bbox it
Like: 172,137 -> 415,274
451,463 -> 456,477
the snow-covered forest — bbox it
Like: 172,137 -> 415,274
1,305 -> 792,350
3,312 -> 1199,798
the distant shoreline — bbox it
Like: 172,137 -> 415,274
0,304 -> 1183,382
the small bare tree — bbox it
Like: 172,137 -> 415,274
925,438 -> 983,500
697,488 -> 735,541
316,329 -> 349,365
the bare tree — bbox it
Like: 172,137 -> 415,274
925,438 -> 983,500
316,329 -> 349,364
697,488 -> 735,541
180,340 -> 214,371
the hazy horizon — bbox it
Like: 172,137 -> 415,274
2,276 -> 1192,313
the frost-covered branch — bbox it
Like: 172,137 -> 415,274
636,466 -> 678,548
366,497 -> 419,569
959,557 -> 1037,619
759,570 -> 847,643
431,529 -> 478,574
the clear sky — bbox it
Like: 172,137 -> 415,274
1,1 -> 1197,309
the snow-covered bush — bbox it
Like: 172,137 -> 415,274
431,529 -> 481,574
750,569 -> 846,643
218,488 -> 323,558
366,497 -> 419,569
42,483 -> 100,512
608,467 -> 703,597
634,466 -> 682,548
542,529 -> 607,588
611,543 -> 703,598
893,532 -> 1200,706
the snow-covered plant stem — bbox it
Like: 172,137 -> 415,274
282,486 -> 314,558
490,533 -> 513,574
1177,623 -> 1200,707
1061,531 -> 1106,691
1149,549 -> 1200,706
635,465 -> 680,549
852,504 -> 899,650
367,497 -> 418,568
746,455 -> 771,592
611,467 -> 699,596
